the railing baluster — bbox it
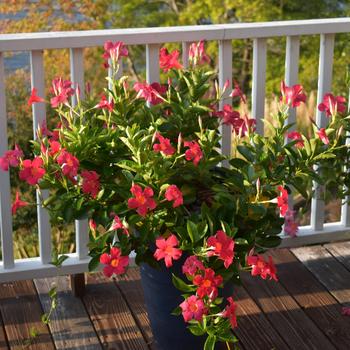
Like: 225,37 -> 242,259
218,40 -> 232,161
146,44 -> 160,84
0,53 -> 14,269
252,38 -> 267,135
30,50 -> 52,265
70,48 -> 89,260
311,33 -> 335,231
182,42 -> 190,69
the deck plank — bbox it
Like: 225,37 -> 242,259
241,270 -> 336,350
233,286 -> 289,350
0,280 -> 54,350
324,241 -> 350,271
34,276 -> 102,350
0,312 -> 8,350
114,268 -> 155,349
83,272 -> 149,350
292,245 -> 350,305
271,249 -> 350,348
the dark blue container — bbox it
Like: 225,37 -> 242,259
140,257 -> 233,350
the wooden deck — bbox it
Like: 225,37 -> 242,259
0,242 -> 349,350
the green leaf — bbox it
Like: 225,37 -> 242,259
172,274 -> 195,293
171,306 -> 182,316
237,145 -> 255,162
187,220 -> 199,243
188,324 -> 206,336
204,335 -> 216,350
88,255 -> 100,271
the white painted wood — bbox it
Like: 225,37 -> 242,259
70,48 -> 89,260
182,42 -> 190,68
251,38 -> 267,135
1,18 -> 350,52
218,40 -> 232,161
0,53 -> 14,269
30,50 -> 52,265
310,34 -> 335,231
146,44 -> 160,84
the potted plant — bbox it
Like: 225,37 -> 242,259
2,40 -> 347,350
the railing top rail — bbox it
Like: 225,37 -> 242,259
1,18 -> 350,52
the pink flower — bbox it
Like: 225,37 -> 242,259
28,88 -> 45,106
318,93 -> 346,118
103,41 -> 128,67
134,82 -> 167,105
100,247 -> 129,277
154,234 -> 182,268
284,209 -> 299,237
287,131 -> 304,149
341,306 -> 350,316
128,184 -> 157,216
159,47 -> 183,72
19,157 -> 46,185
188,41 -> 210,65
184,141 -> 203,166
182,255 -> 205,276
223,297 -> 238,329
180,295 -> 207,322
81,170 -> 100,198
165,185 -> 183,208
193,268 -> 223,299
96,95 -> 114,112
50,77 -> 74,108
213,105 -> 240,127
0,144 -> 23,171
317,128 -> 329,145
207,230 -> 235,268
247,255 -> 278,281
11,191 -> 29,214
153,133 -> 175,156
280,81 -> 306,108
89,219 -> 97,231
230,81 -> 246,104
57,150 -> 79,180
277,185 -> 289,217
111,215 -> 129,236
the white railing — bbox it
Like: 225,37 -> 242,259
1,18 -> 350,282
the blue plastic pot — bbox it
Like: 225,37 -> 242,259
140,256 -> 233,350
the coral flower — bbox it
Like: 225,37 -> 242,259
222,297 -> 238,329
57,150 -> 79,179
287,131 -> 304,148
207,230 -> 235,268
19,157 -> 46,185
134,82 -> 167,105
0,144 -> 23,171
11,191 -> 29,215
277,185 -> 289,217
165,185 -> 183,208
81,170 -> 100,198
213,105 -> 241,127
182,255 -> 205,276
96,94 -> 114,112
128,184 -> 157,216
193,268 -> 223,299
48,140 -> 61,157
103,41 -> 128,67
342,307 -> 350,316
159,47 -> 183,72
230,81 -> 247,104
50,77 -> 74,108
180,295 -> 207,322
318,93 -> 346,117
280,81 -> 306,108
100,247 -> 129,277
28,88 -> 45,106
153,133 -> 175,156
184,141 -> 203,166
154,234 -> 182,268
317,128 -> 329,145
247,255 -> 278,281
111,215 -> 129,236
188,41 -> 210,65
284,210 -> 299,237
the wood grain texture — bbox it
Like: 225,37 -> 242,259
292,245 -> 350,305
271,249 -> 350,348
83,272 -> 149,350
233,286 -> 289,350
241,271 -> 336,350
0,313 -> 8,350
114,268 -> 154,349
324,241 -> 350,271
0,280 -> 54,350
34,276 -> 102,350
70,273 -> 86,297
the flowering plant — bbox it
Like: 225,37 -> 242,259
2,40 -> 348,349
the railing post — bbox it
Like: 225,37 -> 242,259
182,42 -> 191,69
0,53 -> 14,269
30,50 -> 52,265
311,33 -> 335,231
251,38 -> 267,135
146,44 -> 160,84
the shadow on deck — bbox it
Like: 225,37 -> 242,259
0,242 -> 349,350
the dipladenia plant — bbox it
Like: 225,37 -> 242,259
2,40 -> 349,349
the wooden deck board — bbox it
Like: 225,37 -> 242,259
0,280 -> 54,350
271,249 -> 350,349
83,272 -> 149,350
324,241 -> 350,271
34,276 -> 102,350
0,312 -> 8,350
